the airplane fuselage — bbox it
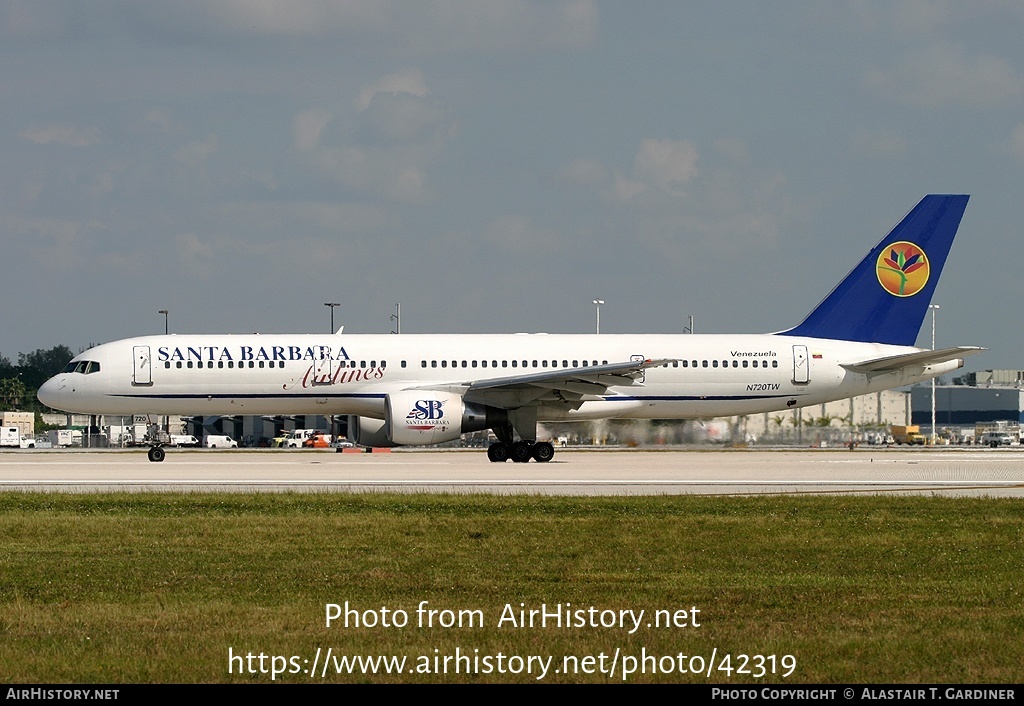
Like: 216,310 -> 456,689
39,332 -> 961,421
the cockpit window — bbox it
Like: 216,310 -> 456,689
63,360 -> 100,374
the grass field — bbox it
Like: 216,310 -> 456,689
0,492 -> 1021,683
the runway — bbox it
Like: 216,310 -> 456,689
4,446 -> 1024,496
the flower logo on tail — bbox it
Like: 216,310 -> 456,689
876,241 -> 929,297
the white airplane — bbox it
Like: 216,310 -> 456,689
39,195 -> 982,463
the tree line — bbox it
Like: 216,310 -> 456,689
0,345 -> 75,411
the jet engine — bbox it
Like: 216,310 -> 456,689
347,415 -> 396,448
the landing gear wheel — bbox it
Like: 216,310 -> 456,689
532,441 -> 554,463
487,442 -> 510,463
148,446 -> 166,463
511,440 -> 534,463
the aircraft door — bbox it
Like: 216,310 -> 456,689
792,345 -> 809,385
133,345 -> 152,386
312,357 -> 333,385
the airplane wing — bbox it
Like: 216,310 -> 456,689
840,346 -> 985,374
408,358 -> 676,409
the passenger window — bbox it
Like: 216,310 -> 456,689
772,360 -> 779,368
702,360 -> 708,368
742,360 -> 748,368
712,360 -> 718,368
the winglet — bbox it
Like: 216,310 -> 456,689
778,195 -> 969,346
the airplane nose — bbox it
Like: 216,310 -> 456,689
37,376 -> 61,409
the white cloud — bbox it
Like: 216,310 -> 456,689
865,45 -> 1024,107
356,69 -> 429,112
18,124 -> 100,147
293,108 -> 333,152
633,138 -> 699,192
612,174 -> 646,201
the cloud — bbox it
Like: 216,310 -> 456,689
633,139 -> 699,192
609,139 -> 699,200
865,45 -> 1024,107
293,108 -> 333,152
18,124 -> 100,147
356,69 -> 429,112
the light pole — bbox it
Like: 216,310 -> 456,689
593,299 -> 604,334
391,302 -> 401,334
158,309 -> 169,335
324,302 -> 340,333
929,304 -> 939,444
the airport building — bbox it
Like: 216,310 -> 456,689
911,370 -> 1024,426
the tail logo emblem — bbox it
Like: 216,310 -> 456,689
876,241 -> 929,297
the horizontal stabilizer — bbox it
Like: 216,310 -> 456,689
840,346 -> 985,374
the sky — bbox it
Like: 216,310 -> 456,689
1,1 -> 1021,373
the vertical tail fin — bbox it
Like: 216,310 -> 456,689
778,194 -> 969,346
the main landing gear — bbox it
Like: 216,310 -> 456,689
487,440 -> 554,463
147,445 -> 166,462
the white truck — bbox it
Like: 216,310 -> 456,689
169,435 -> 200,447
47,429 -> 80,447
203,435 -> 238,448
283,429 -> 317,448
1,427 -> 21,447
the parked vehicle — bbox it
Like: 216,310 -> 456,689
303,433 -> 332,448
981,431 -> 1016,448
169,435 -> 200,447
0,427 -> 20,447
891,425 -> 926,445
283,429 -> 318,448
204,435 -> 238,448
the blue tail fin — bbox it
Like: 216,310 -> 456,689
778,194 -> 969,346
